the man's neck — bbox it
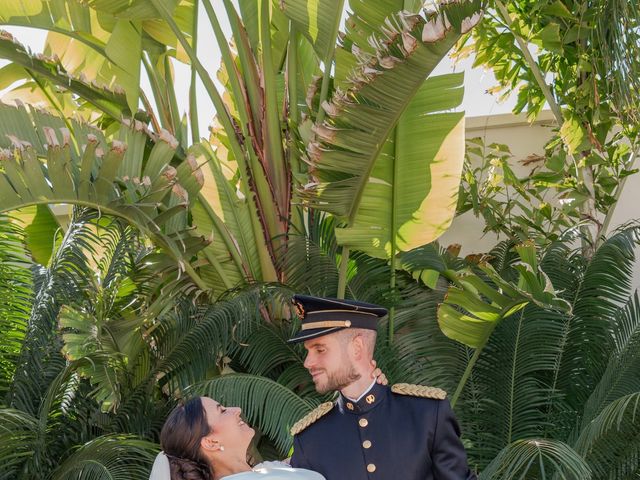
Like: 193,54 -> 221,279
340,368 -> 376,400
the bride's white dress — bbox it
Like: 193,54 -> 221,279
149,453 -> 325,480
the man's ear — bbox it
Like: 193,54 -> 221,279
350,334 -> 365,359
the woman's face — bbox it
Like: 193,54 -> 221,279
201,397 -> 255,454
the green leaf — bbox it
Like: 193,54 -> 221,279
104,19 -> 142,112
541,1 -> 575,19
560,115 -> 588,154
334,74 -> 466,258
302,3 -> 483,226
23,205 -> 61,266
0,105 -> 209,291
536,23 -> 563,53
281,0 -> 344,62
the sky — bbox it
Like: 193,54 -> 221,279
1,16 -> 517,134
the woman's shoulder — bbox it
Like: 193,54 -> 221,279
223,462 -> 325,479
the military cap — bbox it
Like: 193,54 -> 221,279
288,294 -> 388,343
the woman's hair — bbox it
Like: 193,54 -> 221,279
160,397 -> 213,480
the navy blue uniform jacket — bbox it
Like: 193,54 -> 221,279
291,383 -> 476,480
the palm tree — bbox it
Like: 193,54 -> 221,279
0,0 -> 483,303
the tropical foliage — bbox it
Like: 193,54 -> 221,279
456,0 -> 640,250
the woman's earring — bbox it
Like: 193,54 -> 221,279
219,445 -> 225,452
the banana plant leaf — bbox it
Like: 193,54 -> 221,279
438,241 -> 572,349
334,73 -> 465,258
301,1 -> 484,243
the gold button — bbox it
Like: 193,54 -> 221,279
367,464 -> 376,473
359,418 -> 368,427
345,320 -> 352,327
366,394 -> 375,404
363,440 -> 372,449
346,402 -> 354,410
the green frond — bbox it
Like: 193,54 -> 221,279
189,374 -> 316,457
7,209 -> 101,413
0,408 -> 37,479
282,0 -> 344,62
579,292 -> 640,430
50,434 -> 159,480
232,324 -> 306,387
558,225 -> 640,409
278,234 -> 341,297
574,392 -> 640,479
151,287 -> 291,393
0,215 -> 33,400
375,277 -> 461,388
462,304 -> 570,466
592,0 -> 640,122
479,438 -> 591,480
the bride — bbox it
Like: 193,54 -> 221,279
149,396 -> 324,480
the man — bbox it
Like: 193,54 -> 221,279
288,295 -> 476,480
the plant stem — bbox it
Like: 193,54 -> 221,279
451,343 -> 484,408
388,126 -> 401,344
337,246 -> 350,299
494,0 -> 562,124
189,0 -> 200,143
596,148 -> 638,246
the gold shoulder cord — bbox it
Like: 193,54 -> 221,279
391,383 -> 447,400
290,402 -> 334,436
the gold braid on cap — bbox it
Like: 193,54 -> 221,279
391,383 -> 447,400
290,402 -> 334,436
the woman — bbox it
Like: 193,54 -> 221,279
150,395 -> 325,479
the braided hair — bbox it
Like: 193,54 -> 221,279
161,397 -> 214,480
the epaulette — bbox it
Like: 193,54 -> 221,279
391,383 -> 447,400
290,402 -> 334,436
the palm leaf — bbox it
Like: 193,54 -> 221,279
557,225 -> 640,409
574,392 -> 640,479
0,409 -> 37,479
579,292 -> 640,429
479,438 -> 592,480
190,374 -> 316,456
7,209 -> 98,415
50,434 -> 158,480
0,216 -> 33,400
462,305 -> 569,466
0,31 -> 129,119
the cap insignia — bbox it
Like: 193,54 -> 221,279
293,300 -> 305,318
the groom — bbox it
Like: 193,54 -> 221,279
288,295 -> 476,480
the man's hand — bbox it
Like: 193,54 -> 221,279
370,360 -> 388,385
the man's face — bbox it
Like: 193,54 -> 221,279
303,332 -> 361,394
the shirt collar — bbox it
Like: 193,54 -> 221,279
344,378 -> 377,403
338,382 -> 388,414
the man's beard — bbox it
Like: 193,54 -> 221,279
313,364 -> 361,394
